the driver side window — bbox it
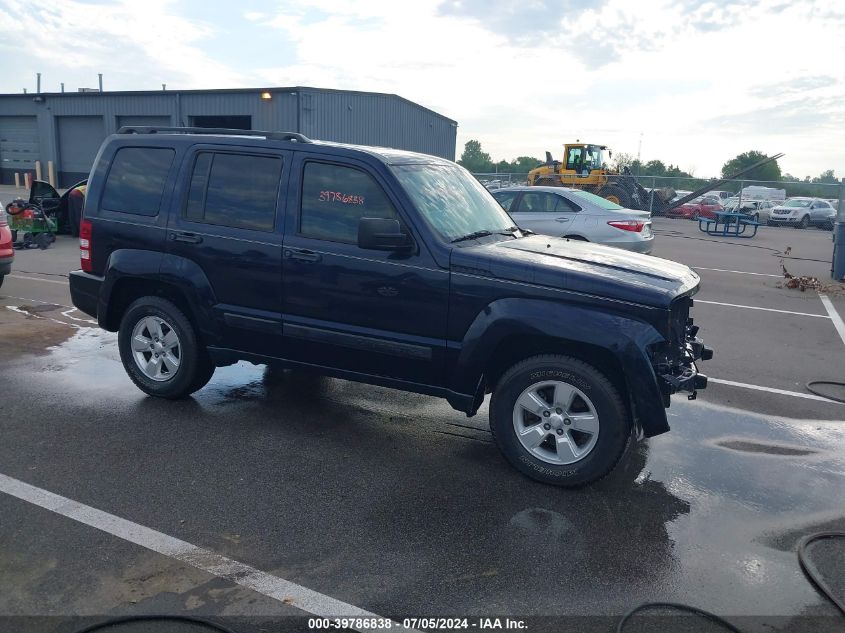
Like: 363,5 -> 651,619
299,162 -> 397,244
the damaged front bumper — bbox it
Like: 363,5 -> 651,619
655,320 -> 714,403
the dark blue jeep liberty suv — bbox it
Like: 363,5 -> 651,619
70,127 -> 711,487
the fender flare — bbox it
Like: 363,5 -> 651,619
98,250 -> 219,344
450,298 -> 670,437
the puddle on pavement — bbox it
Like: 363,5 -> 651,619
715,438 -> 819,456
7,323 -> 845,619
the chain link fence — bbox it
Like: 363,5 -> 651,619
473,172 -> 842,216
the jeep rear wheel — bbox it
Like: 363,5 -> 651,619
118,296 -> 214,399
489,355 -> 630,487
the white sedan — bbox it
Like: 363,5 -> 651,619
491,186 -> 654,254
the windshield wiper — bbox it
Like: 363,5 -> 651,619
497,226 -> 524,237
451,230 -> 494,243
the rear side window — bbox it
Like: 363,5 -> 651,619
101,147 -> 175,216
184,152 -> 282,232
300,162 -> 397,243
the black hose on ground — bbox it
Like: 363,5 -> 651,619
797,532 -> 845,617
806,381 -> 845,404
616,602 -> 743,632
73,614 -> 239,633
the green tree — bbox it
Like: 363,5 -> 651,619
813,169 -> 837,184
458,140 -> 493,173
511,156 -> 544,172
720,150 -> 781,183
642,160 -> 667,176
611,152 -> 634,171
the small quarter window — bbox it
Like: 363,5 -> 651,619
102,147 -> 174,216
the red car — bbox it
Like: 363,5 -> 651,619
666,195 -> 723,220
0,203 -> 13,288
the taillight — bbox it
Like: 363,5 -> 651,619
80,219 -> 93,272
607,220 -> 645,232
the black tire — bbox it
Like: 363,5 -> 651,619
798,215 -> 809,229
10,229 -> 17,243
118,296 -> 213,399
489,354 -> 630,487
189,351 -> 217,393
600,185 -> 632,208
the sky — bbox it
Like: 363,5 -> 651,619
0,0 -> 842,179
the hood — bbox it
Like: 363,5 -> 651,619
452,235 -> 699,308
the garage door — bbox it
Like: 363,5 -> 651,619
0,116 -> 39,184
116,115 -> 172,130
57,116 -> 106,187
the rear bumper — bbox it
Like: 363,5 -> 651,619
69,270 -> 103,320
619,237 -> 654,254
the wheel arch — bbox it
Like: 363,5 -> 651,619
450,298 -> 669,437
99,250 -> 218,346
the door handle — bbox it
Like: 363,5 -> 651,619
284,248 -> 322,263
170,231 -> 203,244
555,217 -> 570,222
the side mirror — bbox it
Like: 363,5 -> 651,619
357,217 -> 411,251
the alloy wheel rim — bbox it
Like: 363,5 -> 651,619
512,380 -> 600,465
131,316 -> 181,382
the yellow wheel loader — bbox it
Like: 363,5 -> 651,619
527,143 -> 676,213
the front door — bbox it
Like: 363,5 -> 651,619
281,155 -> 449,387
167,145 -> 291,356
511,191 -> 581,237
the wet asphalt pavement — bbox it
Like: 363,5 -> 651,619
1,219 -> 844,632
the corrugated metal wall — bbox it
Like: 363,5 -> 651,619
0,88 -> 457,185
299,89 -> 457,159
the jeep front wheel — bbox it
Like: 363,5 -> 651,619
118,296 -> 214,399
489,355 -> 630,487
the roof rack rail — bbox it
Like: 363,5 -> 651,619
115,126 -> 312,143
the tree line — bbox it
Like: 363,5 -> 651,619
458,140 -> 840,199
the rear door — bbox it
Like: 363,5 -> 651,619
167,145 -> 291,356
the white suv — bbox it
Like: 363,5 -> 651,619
768,198 -> 835,229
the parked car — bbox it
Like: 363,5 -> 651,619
825,199 -> 840,212
724,199 -> 776,223
0,203 -> 13,287
708,190 -> 733,203
768,197 -> 836,229
69,126 -> 710,487
666,195 -> 723,220
27,179 -> 88,236
491,186 -> 654,253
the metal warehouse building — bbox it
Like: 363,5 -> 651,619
0,86 -> 458,187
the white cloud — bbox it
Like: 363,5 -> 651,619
0,0 -> 243,89
0,0 -> 842,177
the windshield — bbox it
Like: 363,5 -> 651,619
783,199 -> 811,208
392,163 -> 515,242
568,189 -> 624,210
583,146 -> 605,171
